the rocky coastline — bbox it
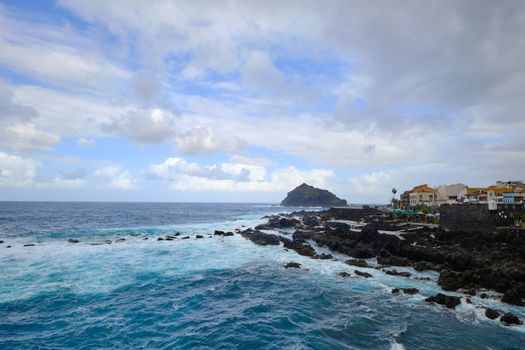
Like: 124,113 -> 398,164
241,207 -> 525,326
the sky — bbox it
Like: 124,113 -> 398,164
0,0 -> 524,203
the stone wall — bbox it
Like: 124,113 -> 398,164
439,204 -> 495,233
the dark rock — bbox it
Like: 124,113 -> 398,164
500,312 -> 522,325
485,308 -> 500,320
315,253 -> 333,260
284,262 -> 301,268
303,215 -> 320,227
23,244 -> 35,247
438,270 -> 464,291
0,240 -> 4,244
354,270 -> 372,278
464,289 -> 476,296
480,293 -> 488,299
339,272 -> 351,278
214,230 -> 225,236
223,232 -> 234,236
415,277 -> 432,281
241,230 -> 281,246
385,269 -> 411,278
103,239 -> 112,244
175,233 -> 180,236
157,237 -> 164,241
116,238 -> 125,243
182,236 -> 190,239
392,288 -> 419,294
143,237 -> 148,240
256,217 -> 301,230
424,293 -> 461,309
377,255 -> 412,267
345,259 -> 368,268
196,235 -> 204,239
280,237 -> 316,256
165,237 -> 174,241
68,239 -> 80,243
281,183 -> 347,207
465,298 -> 472,304
501,288 -> 524,306
6,245 -> 11,248
414,261 -> 434,271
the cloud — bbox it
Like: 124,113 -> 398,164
173,126 -> 246,155
0,80 -> 37,123
0,123 -> 60,152
104,108 -> 175,144
77,138 -> 95,147
148,156 -> 334,192
0,151 -> 39,187
93,165 -> 140,190
229,154 -> 272,167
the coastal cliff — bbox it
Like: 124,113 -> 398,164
281,183 -> 348,207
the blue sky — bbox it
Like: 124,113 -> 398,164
0,0 -> 524,202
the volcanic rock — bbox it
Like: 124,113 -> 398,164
284,262 -> 301,268
281,183 -> 347,207
424,293 -> 461,309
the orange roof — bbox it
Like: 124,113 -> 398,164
466,187 -> 513,195
410,184 -> 437,193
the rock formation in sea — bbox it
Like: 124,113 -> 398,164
281,183 -> 348,207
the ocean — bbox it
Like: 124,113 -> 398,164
0,202 -> 524,349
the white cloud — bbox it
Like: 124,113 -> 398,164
148,156 -> 334,192
173,126 -> 246,155
229,154 -> 272,167
104,108 -> 175,144
93,165 -> 140,190
0,123 -> 60,152
0,151 -> 39,187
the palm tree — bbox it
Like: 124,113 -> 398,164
391,188 -> 398,208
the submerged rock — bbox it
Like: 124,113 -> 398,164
392,288 -> 419,295
339,272 -> 351,278
315,253 -> 333,260
284,262 -> 301,268
116,238 -> 125,243
354,270 -> 372,278
385,269 -> 411,278
500,312 -> 523,325
68,239 -> 80,243
104,240 -> 112,244
424,293 -> 461,309
345,259 -> 369,268
281,183 -> 347,207
485,308 -> 500,320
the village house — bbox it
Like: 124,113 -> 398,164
436,183 -> 467,205
399,184 -> 438,209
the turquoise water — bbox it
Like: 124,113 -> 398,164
0,202 -> 524,349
